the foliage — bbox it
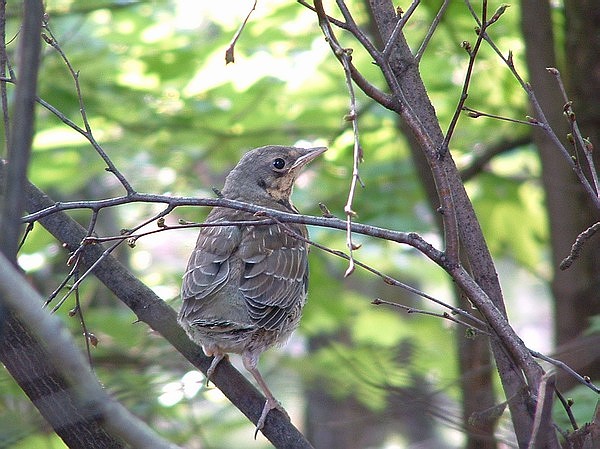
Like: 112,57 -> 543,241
2,0 -> 594,448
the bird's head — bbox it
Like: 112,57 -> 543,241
221,145 -> 327,209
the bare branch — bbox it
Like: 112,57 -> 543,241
530,350 -> 600,394
314,0 -> 365,276
463,106 -> 543,127
51,204 -> 175,311
466,8 -> 600,209
40,21 -> 135,194
559,221 -> 600,270
301,0 -> 395,109
297,0 -> 349,30
225,0 -> 257,64
548,67 -> 600,197
372,297 -> 490,335
415,0 -> 450,63
554,389 -> 579,431
381,0 -> 420,59
441,0 -> 488,158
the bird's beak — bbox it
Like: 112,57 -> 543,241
289,146 -> 327,171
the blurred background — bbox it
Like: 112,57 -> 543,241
1,1 -> 598,448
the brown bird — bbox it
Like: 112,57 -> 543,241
179,145 -> 326,433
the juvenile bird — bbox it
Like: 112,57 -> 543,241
179,145 -> 326,433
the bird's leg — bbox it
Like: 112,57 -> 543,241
242,352 -> 289,437
204,349 -> 226,386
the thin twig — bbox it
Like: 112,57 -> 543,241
72,268 -> 96,367
372,297 -> 490,335
530,349 -> 600,394
466,6 -> 600,209
225,0 -> 257,64
559,221 -> 600,270
45,209 -> 102,309
415,0 -> 450,63
382,0 -> 420,59
17,221 -> 34,251
314,0 -> 363,277
84,218 -> 276,244
40,22 -> 135,194
526,373 -> 556,449
54,205 -> 175,308
554,388 -> 579,431
462,106 -> 543,127
334,0 -> 381,61
548,67 -> 600,197
297,0 -> 349,30
440,0 -> 488,157
45,253 -> 81,307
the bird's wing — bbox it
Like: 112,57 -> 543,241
181,216 -> 242,313
238,223 -> 308,330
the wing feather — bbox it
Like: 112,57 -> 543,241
180,216 -> 242,316
239,224 -> 308,330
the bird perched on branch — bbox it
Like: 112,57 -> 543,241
179,145 -> 326,433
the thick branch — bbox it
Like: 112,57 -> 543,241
0,0 -> 42,261
0,254 -> 179,449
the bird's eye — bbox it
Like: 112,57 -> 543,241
272,158 -> 286,170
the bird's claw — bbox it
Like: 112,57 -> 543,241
254,397 -> 289,438
205,353 -> 226,387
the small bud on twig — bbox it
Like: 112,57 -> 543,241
487,4 -> 510,26
507,51 -> 514,68
318,202 -> 334,218
461,40 -> 472,55
86,332 -> 99,348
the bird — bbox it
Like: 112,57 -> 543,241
179,144 -> 326,434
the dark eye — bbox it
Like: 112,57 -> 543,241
272,158 -> 286,170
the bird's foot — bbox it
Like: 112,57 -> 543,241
254,397 -> 289,438
205,353 -> 226,386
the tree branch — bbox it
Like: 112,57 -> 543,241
0,253 -> 179,449
0,0 -> 42,261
